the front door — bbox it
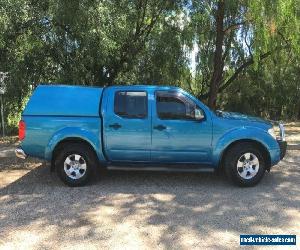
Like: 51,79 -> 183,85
103,89 -> 151,162
151,90 -> 212,164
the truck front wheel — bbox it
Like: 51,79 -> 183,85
224,142 -> 266,187
54,143 -> 97,187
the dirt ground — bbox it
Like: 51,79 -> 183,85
0,124 -> 299,250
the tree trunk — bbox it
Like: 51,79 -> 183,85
208,0 -> 225,110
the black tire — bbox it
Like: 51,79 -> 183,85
54,142 -> 97,187
224,142 -> 266,187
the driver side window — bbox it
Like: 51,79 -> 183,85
156,91 -> 205,121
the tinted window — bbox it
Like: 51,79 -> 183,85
156,91 -> 202,120
114,91 -> 147,118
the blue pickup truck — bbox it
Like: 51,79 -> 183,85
15,85 -> 286,187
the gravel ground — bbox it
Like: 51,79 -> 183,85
0,137 -> 299,249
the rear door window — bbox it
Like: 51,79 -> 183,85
114,91 -> 147,119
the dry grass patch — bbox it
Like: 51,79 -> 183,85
0,136 -> 19,147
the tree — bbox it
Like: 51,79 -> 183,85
1,0 -> 300,133
190,0 -> 300,109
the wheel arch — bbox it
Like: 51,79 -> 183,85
219,139 -> 271,171
51,137 -> 99,172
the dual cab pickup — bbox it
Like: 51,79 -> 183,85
16,85 -> 286,187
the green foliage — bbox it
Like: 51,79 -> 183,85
221,50 -> 300,120
0,0 -> 300,134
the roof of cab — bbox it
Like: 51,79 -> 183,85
106,84 -> 181,89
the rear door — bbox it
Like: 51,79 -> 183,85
151,90 -> 212,164
103,88 -> 151,162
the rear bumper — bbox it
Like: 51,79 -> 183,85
277,140 -> 287,160
15,147 -> 27,159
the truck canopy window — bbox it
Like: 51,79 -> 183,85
114,91 -> 147,118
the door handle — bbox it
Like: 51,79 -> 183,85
109,123 -> 122,129
153,125 -> 166,131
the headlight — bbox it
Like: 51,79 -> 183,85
268,127 -> 276,139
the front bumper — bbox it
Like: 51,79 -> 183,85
277,140 -> 287,160
15,147 -> 27,159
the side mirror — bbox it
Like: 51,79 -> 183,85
195,108 -> 205,120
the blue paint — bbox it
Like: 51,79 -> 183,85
23,85 -> 103,117
20,84 -> 284,171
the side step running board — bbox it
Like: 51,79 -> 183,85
106,165 -> 215,173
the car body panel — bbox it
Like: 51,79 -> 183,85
102,86 -> 151,162
23,85 -> 103,117
150,88 -> 213,164
21,116 -> 104,161
212,124 -> 280,167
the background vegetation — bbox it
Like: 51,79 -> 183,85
0,0 -> 300,134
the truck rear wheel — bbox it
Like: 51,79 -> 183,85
224,142 -> 266,187
54,143 -> 97,187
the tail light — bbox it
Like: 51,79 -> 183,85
19,120 -> 26,141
